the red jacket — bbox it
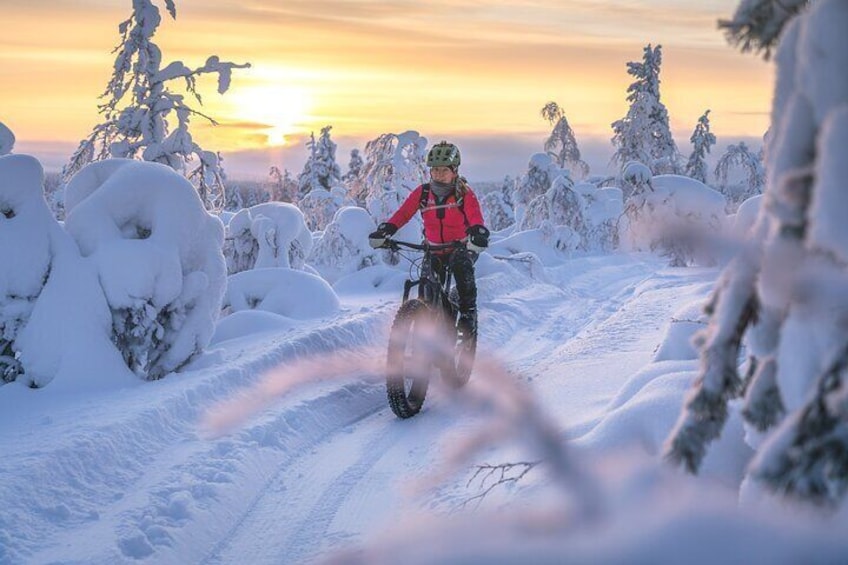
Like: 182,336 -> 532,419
387,184 -> 485,244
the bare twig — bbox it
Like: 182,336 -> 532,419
454,461 -> 539,511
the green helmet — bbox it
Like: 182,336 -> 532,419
426,141 -> 461,168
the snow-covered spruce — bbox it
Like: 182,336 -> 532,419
519,174 -> 586,250
0,155 -> 54,383
512,153 -> 568,227
611,44 -> 681,177
298,186 -> 347,232
297,125 -> 343,199
685,109 -> 716,184
667,0 -> 848,506
62,0 -> 249,211
64,159 -> 227,380
540,101 -> 589,180
308,206 -> 381,284
222,202 -> 313,275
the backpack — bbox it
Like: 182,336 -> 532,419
418,179 -> 470,225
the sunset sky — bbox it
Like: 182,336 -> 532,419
2,0 -> 774,180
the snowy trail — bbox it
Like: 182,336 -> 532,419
6,254 -> 715,565
195,254 -> 707,565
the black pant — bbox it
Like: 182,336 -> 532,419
428,250 -> 478,318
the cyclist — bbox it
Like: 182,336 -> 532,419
369,140 -> 490,338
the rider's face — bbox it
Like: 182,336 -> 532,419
430,166 -> 456,183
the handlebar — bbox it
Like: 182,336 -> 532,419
384,239 -> 465,252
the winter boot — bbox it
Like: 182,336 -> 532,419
457,307 -> 477,341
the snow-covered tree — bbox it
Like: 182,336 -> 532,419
62,0 -> 249,211
665,0 -> 848,507
685,110 -> 717,184
63,159 -> 227,381
350,131 -> 428,223
611,44 -> 681,176
714,141 -> 766,211
519,175 -> 585,245
513,153 -> 568,227
0,122 -> 14,155
572,182 -> 624,253
719,0 -> 809,58
0,155 -> 53,383
343,148 -> 364,183
308,206 -> 382,283
540,101 -> 589,180
299,187 -> 345,232
224,184 -> 245,212
222,202 -> 312,275
618,162 -> 726,267
499,174 -> 516,209
267,166 -> 296,203
297,126 -> 342,198
480,191 -> 514,232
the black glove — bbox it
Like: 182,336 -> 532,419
368,222 -> 398,249
466,224 -> 490,252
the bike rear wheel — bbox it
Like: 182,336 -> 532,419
441,325 -> 477,388
386,299 -> 436,419
443,288 -> 476,388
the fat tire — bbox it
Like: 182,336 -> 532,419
442,330 -> 476,388
386,299 -> 433,419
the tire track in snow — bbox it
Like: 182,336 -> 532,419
201,256 -> 672,564
274,417 -> 405,563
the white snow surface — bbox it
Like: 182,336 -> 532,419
2,191 -> 847,563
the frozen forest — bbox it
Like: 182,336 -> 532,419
2,0 -> 847,563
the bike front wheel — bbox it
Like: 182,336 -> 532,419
386,299 -> 437,419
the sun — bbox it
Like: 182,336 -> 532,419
229,83 -> 313,146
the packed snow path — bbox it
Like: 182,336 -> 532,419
2,254 -> 716,564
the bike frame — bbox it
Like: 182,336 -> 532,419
386,239 -> 463,318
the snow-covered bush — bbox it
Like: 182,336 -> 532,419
0,155 -> 53,382
518,175 -> 586,251
222,209 -> 258,275
0,122 -> 14,156
64,159 -> 227,380
308,206 -> 381,284
298,186 -> 345,232
222,202 -> 313,275
349,130 -> 428,223
480,190 -> 514,232
513,153 -> 568,226
619,165 -> 727,267
223,268 -> 339,319
714,141 -> 766,211
572,182 -> 624,252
